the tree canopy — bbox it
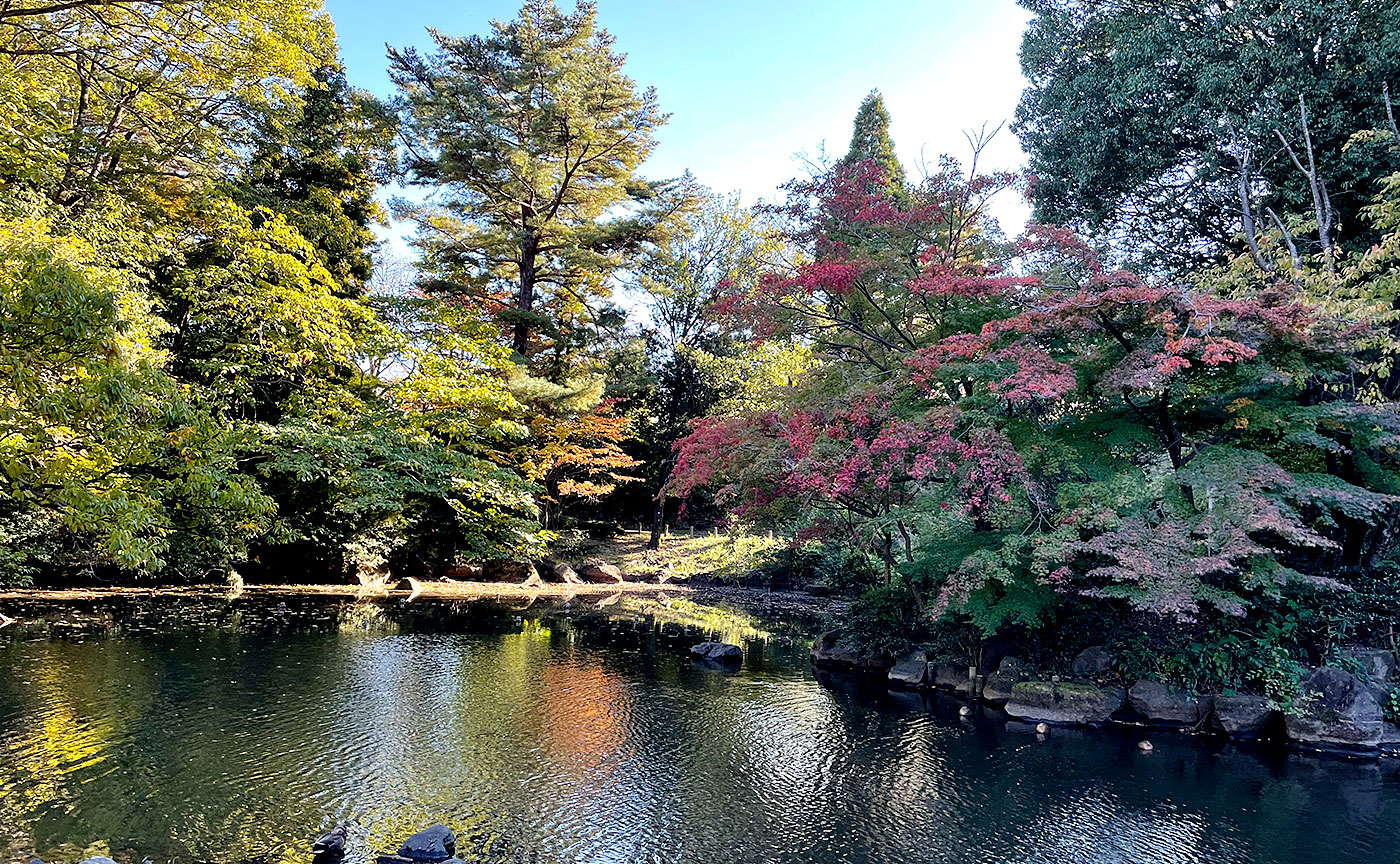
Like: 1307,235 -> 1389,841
1015,0 -> 1400,272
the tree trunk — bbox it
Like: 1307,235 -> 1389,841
647,495 -> 664,551
513,232 -> 538,356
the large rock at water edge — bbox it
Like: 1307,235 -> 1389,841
483,560 -> 541,585
398,824 -> 456,863
691,641 -> 743,665
1381,722 -> 1400,754
888,649 -> 928,688
443,563 -> 482,580
535,561 -> 579,583
553,562 -> 583,584
579,560 -> 624,583
1210,695 -> 1277,738
1071,645 -> 1113,678
1128,680 -> 1211,727
1286,666 -> 1385,750
810,631 -> 887,670
1004,681 -> 1126,725
933,663 -> 970,692
981,657 -> 1026,705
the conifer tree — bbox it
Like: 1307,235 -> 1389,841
237,66 -> 396,294
842,90 -> 906,191
389,0 -> 680,366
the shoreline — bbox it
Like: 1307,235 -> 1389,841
2,584 -> 1393,764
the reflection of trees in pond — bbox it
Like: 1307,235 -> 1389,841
0,641 -> 157,858
615,598 -> 770,646
3,612 -> 1398,864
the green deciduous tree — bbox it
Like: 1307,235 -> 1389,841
0,208 -> 272,577
1014,0 -> 1400,272
0,0 -> 336,209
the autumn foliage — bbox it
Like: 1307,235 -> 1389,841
669,153 -> 1400,636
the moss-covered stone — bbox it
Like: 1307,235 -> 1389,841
1004,681 -> 1126,725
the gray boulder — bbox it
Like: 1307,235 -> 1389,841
810,631 -> 887,670
1128,680 -> 1211,727
1211,695 -> 1277,738
690,641 -> 743,665
887,649 -> 928,688
981,657 -> 1026,705
933,663 -> 969,692
1004,681 -> 1126,725
1285,666 -> 1385,750
79,858 -> 120,864
1342,646 -> 1397,685
1071,645 -> 1114,678
398,824 -> 456,863
1381,722 -> 1400,754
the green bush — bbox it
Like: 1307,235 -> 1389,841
748,541 -> 826,588
846,586 -> 915,657
815,543 -> 878,594
1110,603 -> 1307,704
1386,689 -> 1400,724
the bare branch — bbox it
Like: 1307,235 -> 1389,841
1265,206 -> 1303,277
1274,94 -> 1335,275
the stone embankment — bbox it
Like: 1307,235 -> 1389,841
812,632 -> 1400,757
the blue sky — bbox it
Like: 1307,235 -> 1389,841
322,0 -> 1034,247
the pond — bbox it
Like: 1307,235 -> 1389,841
1,593 -> 1399,864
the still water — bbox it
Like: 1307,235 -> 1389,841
1,596 -> 1399,864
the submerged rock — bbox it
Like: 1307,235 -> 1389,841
1071,645 -> 1114,678
1128,681 -> 1211,727
981,657 -> 1026,705
1211,695 -> 1277,738
397,824 -> 456,863
78,858 -> 120,864
690,641 -> 743,665
1286,667 -> 1385,751
1004,681 -> 1126,725
887,649 -> 928,688
810,631 -> 886,670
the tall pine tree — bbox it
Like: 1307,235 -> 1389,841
389,0 -> 681,368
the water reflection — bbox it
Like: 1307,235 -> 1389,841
0,603 -> 1398,864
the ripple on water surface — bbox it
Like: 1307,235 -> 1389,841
1,616 -> 1399,864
